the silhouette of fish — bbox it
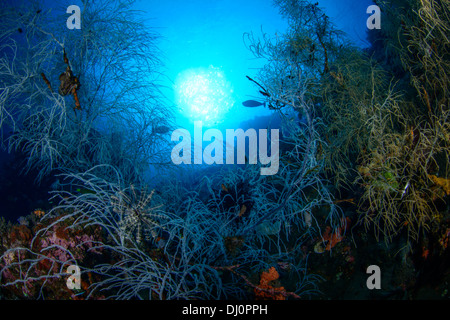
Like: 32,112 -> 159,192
153,125 -> 170,134
242,100 -> 265,108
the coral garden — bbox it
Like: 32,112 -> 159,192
0,0 -> 449,300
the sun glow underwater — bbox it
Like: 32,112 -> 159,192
173,66 -> 279,175
175,65 -> 235,126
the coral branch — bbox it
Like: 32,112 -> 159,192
213,265 -> 301,300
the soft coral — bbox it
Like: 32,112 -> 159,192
254,267 -> 286,300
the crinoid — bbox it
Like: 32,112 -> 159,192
111,185 -> 165,246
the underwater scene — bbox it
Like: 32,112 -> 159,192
0,0 -> 449,302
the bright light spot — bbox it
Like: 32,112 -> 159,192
175,66 -> 234,126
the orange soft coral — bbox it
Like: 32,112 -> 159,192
428,175 -> 450,195
254,267 -> 286,300
259,266 -> 279,285
314,217 -> 350,253
322,226 -> 343,251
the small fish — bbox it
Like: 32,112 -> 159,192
242,100 -> 266,108
153,125 -> 170,134
75,188 -> 96,195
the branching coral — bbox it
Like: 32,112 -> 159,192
0,0 -> 173,184
0,166 -> 195,299
0,212 -> 103,299
3,0 -> 334,298
262,0 -> 450,245
2,0 -> 447,301
355,96 -> 449,243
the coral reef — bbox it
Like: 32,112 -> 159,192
254,267 -> 287,300
0,212 -> 103,299
0,0 -> 173,184
0,0 -> 448,301
258,0 -> 450,245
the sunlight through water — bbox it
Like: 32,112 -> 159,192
175,65 -> 234,126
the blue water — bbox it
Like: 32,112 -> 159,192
135,0 -> 374,131
7,0 -> 436,302
0,0 -> 375,222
